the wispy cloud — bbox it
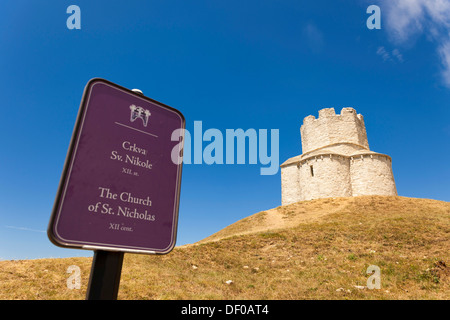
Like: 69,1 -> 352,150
377,46 -> 391,61
438,39 -> 450,86
6,225 -> 46,233
382,0 -> 450,87
377,46 -> 404,62
303,23 -> 325,53
392,48 -> 404,62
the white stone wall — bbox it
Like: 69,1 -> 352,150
301,143 -> 366,158
350,155 -> 397,197
281,164 -> 301,205
298,155 -> 352,201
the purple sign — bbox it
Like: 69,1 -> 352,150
48,78 -> 184,254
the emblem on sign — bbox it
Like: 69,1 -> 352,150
129,104 -> 151,127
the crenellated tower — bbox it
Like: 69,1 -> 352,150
300,107 -> 369,154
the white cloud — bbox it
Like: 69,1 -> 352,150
438,39 -> 450,86
392,48 -> 404,62
376,46 -> 404,63
303,23 -> 324,53
382,0 -> 450,87
383,0 -> 425,44
377,46 -> 390,61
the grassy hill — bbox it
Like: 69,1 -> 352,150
0,195 -> 449,300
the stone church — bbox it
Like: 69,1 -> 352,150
281,107 -> 397,205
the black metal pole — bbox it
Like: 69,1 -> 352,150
86,250 -> 124,300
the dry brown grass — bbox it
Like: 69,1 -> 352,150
0,196 -> 449,300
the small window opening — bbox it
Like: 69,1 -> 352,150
310,165 -> 314,177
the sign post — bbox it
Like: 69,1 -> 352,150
48,78 -> 185,299
86,250 -> 124,300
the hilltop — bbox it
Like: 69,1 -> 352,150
0,195 -> 449,300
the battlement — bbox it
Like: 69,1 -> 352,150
300,107 -> 369,154
302,107 -> 364,124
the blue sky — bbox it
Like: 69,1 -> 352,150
0,0 -> 449,260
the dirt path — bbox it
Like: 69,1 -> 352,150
196,197 -> 353,244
